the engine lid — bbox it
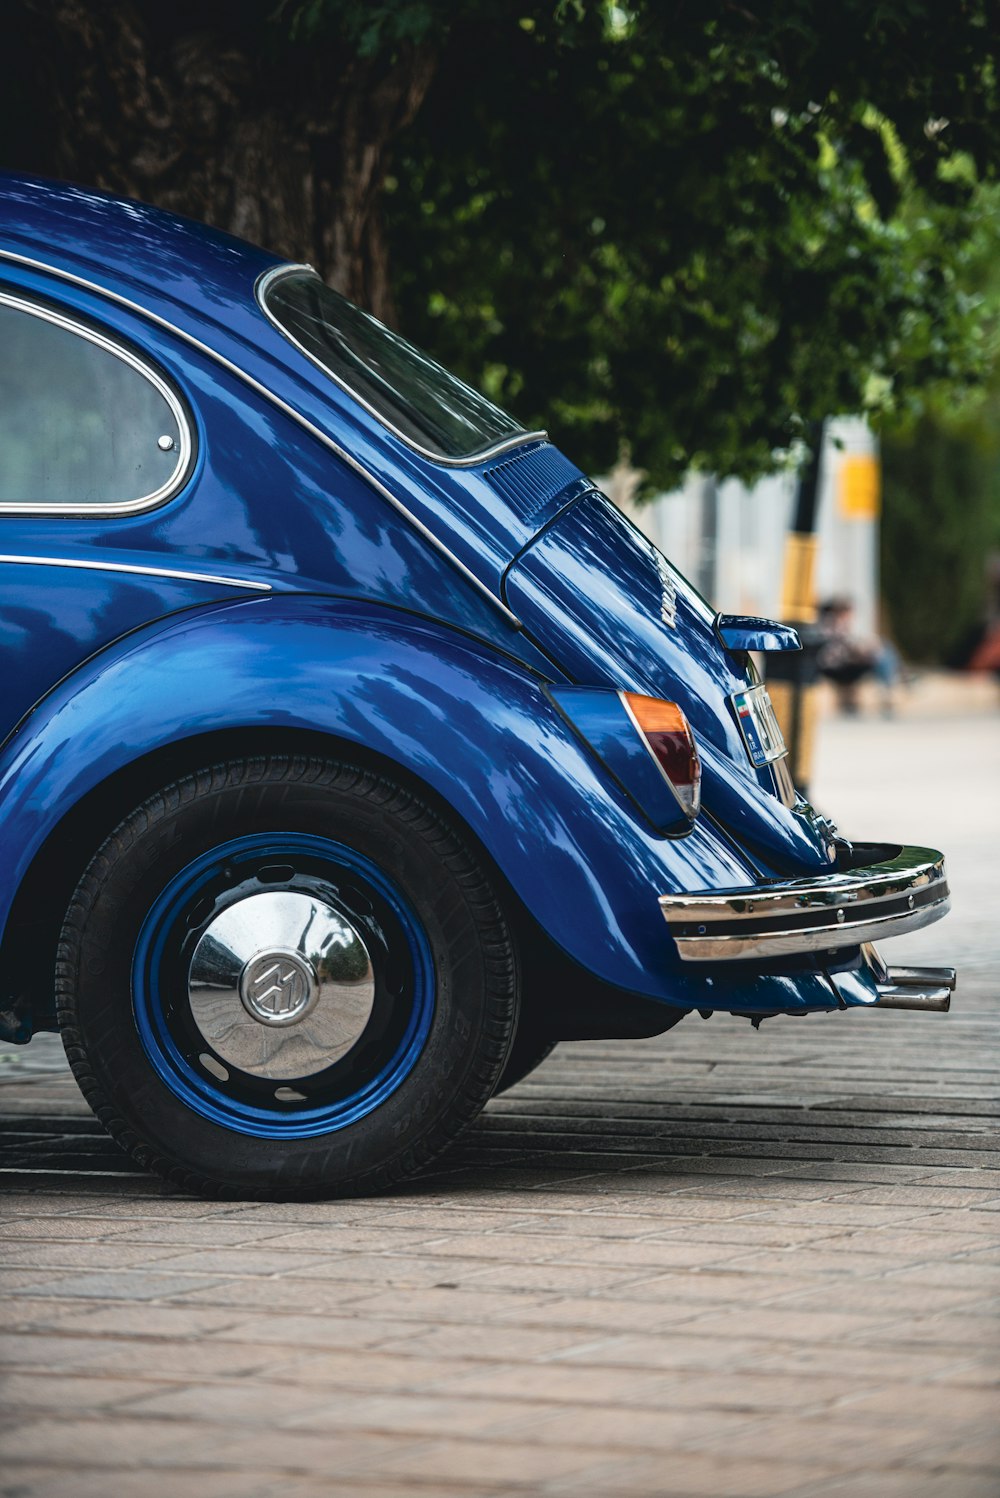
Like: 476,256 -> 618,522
503,487 -> 832,874
504,487 -> 751,763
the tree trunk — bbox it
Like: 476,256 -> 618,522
10,2 -> 437,324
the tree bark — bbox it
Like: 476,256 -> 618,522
11,2 -> 437,324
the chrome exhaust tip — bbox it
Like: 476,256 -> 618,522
874,964 -> 956,1012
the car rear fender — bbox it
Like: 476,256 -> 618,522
0,594 -> 853,1018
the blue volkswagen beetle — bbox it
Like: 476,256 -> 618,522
0,175 -> 954,1197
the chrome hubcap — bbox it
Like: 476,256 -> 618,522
188,891 -> 375,1080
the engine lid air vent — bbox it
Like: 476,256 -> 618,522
482,442 -> 585,524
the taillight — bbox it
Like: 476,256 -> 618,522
621,693 -> 701,819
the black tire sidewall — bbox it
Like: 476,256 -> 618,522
493,1029 -> 556,1095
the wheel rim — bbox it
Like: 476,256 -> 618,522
132,833 -> 435,1138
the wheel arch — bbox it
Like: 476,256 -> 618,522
0,723 -> 506,1036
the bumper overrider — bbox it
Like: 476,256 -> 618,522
660,846 -> 953,1000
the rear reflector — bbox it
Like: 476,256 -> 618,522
621,693 -> 701,818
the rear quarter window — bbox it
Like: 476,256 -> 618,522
0,294 -> 191,512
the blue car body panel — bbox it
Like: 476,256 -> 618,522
0,174 -> 901,1035
504,490 -> 831,874
0,595 -> 851,1014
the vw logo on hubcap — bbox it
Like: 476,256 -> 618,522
239,949 -> 317,1027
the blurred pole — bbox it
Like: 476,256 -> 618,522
766,420 -> 825,794
696,474 -> 718,604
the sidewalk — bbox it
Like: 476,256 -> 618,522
815,666 -> 998,722
1,703 -> 997,1497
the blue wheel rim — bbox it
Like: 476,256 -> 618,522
132,832 -> 435,1138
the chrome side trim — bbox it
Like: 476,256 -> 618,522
255,262 -> 547,469
0,247 -> 521,627
0,553 -> 271,593
0,291 -> 193,516
660,845 -> 950,962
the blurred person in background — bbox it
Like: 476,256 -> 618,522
817,597 -> 901,715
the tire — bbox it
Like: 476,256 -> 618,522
492,1027 -> 556,1095
56,756 -> 519,1199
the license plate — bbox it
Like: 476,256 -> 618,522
730,684 -> 787,767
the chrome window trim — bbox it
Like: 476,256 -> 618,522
255,263 -> 547,469
0,247 -> 521,627
0,553 -> 271,592
0,291 -> 193,516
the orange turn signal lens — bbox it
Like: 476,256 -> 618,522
622,693 -> 701,818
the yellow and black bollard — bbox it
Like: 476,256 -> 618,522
765,422 -> 824,797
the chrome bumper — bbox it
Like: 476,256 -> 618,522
660,845 -> 949,963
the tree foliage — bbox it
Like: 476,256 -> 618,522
381,3 -> 1000,487
3,2 -> 1000,491
880,185 -> 1000,663
1,0 -> 439,320
882,408 -> 1000,663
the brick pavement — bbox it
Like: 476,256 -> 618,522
0,687 -> 997,1497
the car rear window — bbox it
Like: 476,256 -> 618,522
260,268 -> 526,462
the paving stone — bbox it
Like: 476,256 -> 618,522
0,1467 -> 263,1498
710,1412 -> 957,1469
0,1241 -> 191,1270
369,1434 -> 625,1486
283,1249 -> 531,1285
6,1270 -> 225,1301
0,1415 -> 218,1467
122,1379 -> 359,1426
149,1247 -> 336,1276
249,1225 -> 466,1251
500,1401 -> 762,1450
259,1348 -> 487,1393
166,1276 -> 389,1313
0,1270 -> 64,1291
0,1216 -> 136,1241
166,1425 -> 417,1475
0,703 -> 997,1492
763,1277 -> 985,1315
209,1312 -> 431,1351
0,1371 -> 163,1411
106,1221 -> 314,1247
787,1471 -> 1000,1498
547,1236 -> 748,1267
282,1390 -> 549,1437
40,1302 -> 246,1338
